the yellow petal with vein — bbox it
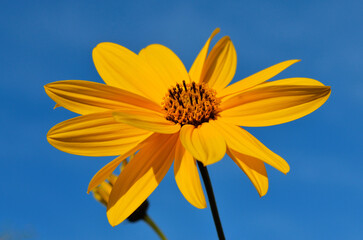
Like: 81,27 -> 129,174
139,44 -> 190,87
113,109 -> 180,134
45,80 -> 161,115
93,42 -> 165,103
221,83 -> 331,127
47,111 -> 152,156
200,36 -> 237,92
189,28 -> 220,83
227,148 -> 268,197
219,59 -> 300,98
174,139 -> 206,209
179,122 -> 226,165
211,120 -> 289,173
107,133 -> 178,226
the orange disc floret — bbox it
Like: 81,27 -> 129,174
162,80 -> 221,126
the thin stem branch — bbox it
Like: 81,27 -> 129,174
143,215 -> 167,240
197,161 -> 225,240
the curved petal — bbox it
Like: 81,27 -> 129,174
227,148 -> 268,197
92,188 -> 107,206
87,142 -> 143,193
93,42 -> 165,104
200,36 -> 237,92
211,120 -> 289,174
189,28 -> 220,83
47,111 -> 152,156
92,180 -> 113,205
113,109 -> 180,134
44,80 -> 162,115
174,139 -> 206,209
256,77 -> 325,88
179,122 -> 226,165
220,83 -> 331,127
219,59 -> 301,98
139,44 -> 190,87
107,133 -> 179,226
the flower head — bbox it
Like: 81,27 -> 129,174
45,28 -> 331,226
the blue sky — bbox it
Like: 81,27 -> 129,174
0,0 -> 362,239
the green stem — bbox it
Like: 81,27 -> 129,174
197,161 -> 225,240
143,215 -> 167,240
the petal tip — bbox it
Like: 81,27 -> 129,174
87,184 -> 92,194
107,218 -> 118,227
106,210 -> 119,227
286,59 -> 301,65
93,42 -> 107,49
290,59 -> 301,64
92,44 -> 102,57
44,84 -> 53,94
195,202 -> 207,209
93,42 -> 112,56
46,133 -> 54,142
211,28 -> 221,37
259,188 -> 268,197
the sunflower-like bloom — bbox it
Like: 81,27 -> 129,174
45,28 -> 331,226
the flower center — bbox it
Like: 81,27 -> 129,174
161,80 -> 220,126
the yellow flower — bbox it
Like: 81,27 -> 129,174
45,28 -> 331,226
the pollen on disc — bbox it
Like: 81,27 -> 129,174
161,80 -> 220,126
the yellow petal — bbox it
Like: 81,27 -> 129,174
220,83 -> 331,127
107,133 -> 178,226
139,44 -> 190,87
256,77 -> 325,87
44,80 -> 162,115
179,122 -> 226,165
92,189 -> 106,205
211,120 -> 289,173
54,103 -> 61,109
87,143 -> 143,193
200,36 -> 237,92
227,148 -> 268,197
47,111 -> 152,156
95,181 -> 113,203
113,109 -> 180,134
219,59 -> 301,98
93,42 -> 165,104
174,139 -> 206,209
107,174 -> 118,186
189,28 -> 220,83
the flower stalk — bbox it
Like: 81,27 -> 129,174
143,215 -> 167,240
197,161 -> 225,240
